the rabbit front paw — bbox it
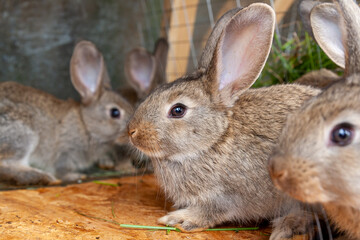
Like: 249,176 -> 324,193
158,209 -> 207,232
98,154 -> 116,169
60,172 -> 87,183
270,212 -> 312,240
13,169 -> 58,186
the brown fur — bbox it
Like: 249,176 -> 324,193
294,68 -> 340,89
111,38 -> 169,171
269,1 -> 360,239
0,41 -> 133,185
128,4 -> 320,239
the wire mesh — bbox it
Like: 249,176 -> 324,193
139,0 -> 308,81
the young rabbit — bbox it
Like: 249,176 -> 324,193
269,0 -> 360,239
109,38 -> 169,171
128,3 -> 321,239
293,0 -> 341,90
0,40 -> 133,185
123,38 -> 169,103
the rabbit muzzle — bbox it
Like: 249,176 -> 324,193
127,120 -> 164,158
269,154 -> 331,203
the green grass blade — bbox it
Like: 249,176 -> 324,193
92,180 -> 119,187
205,227 -> 259,231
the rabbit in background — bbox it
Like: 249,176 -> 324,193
123,38 -> 169,104
0,40 -> 133,185
104,38 -> 169,171
128,3 -> 322,239
269,0 -> 360,239
292,0 -> 341,90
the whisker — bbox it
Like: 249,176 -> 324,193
305,203 -> 315,240
314,211 -> 323,240
319,205 -> 333,240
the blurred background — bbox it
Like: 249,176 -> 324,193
0,0 -> 343,100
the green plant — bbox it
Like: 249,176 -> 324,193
254,31 -> 342,88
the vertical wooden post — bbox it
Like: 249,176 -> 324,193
166,0 -> 200,82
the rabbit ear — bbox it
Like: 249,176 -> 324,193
310,3 -> 345,69
125,48 -> 156,97
334,0 -> 360,75
70,41 -> 108,105
153,38 -> 169,85
299,0 -> 322,38
199,8 -> 242,70
207,3 -> 275,106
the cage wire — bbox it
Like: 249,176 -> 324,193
136,0 -> 358,82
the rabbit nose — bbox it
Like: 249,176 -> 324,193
271,169 -> 288,182
268,157 -> 289,189
129,128 -> 137,138
270,166 -> 288,188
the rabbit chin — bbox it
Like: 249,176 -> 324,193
129,142 -> 165,159
285,179 -> 336,204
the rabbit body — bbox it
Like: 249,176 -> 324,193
129,3 -> 320,239
141,81 -> 319,230
0,41 -> 133,185
269,0 -> 360,239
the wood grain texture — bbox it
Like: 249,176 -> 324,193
0,174 -> 274,239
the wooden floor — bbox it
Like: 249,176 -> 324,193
0,174 -> 278,239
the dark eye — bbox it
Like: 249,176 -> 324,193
168,103 -> 187,118
330,123 -> 354,146
110,107 -> 121,119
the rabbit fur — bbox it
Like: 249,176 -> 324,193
108,38 -> 169,171
293,0 -> 341,90
128,3 -> 321,239
0,41 -> 133,185
269,0 -> 360,239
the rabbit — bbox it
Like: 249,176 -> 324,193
123,38 -> 169,103
292,0 -> 341,90
269,0 -> 360,239
106,38 -> 169,171
127,3 -> 322,239
0,40 -> 133,185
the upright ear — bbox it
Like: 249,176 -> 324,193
153,38 -> 169,85
199,7 -> 242,69
299,0 -> 322,38
334,0 -> 360,75
124,48 -> 156,98
70,41 -> 109,105
310,3 -> 345,68
207,3 -> 275,106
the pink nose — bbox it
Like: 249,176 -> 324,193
129,128 -> 137,138
271,169 -> 288,182
268,156 -> 289,190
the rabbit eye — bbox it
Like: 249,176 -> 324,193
168,103 -> 187,118
330,123 -> 354,146
110,107 -> 121,119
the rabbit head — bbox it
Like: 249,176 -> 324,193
124,38 -> 169,102
128,4 -> 275,160
269,0 -> 360,209
70,41 -> 133,144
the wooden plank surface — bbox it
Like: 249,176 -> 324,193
0,174 -> 272,240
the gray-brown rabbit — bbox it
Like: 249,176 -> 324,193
128,3 -> 321,239
0,41 -> 133,185
293,0 -> 341,90
269,0 -> 360,239
108,38 -> 169,171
